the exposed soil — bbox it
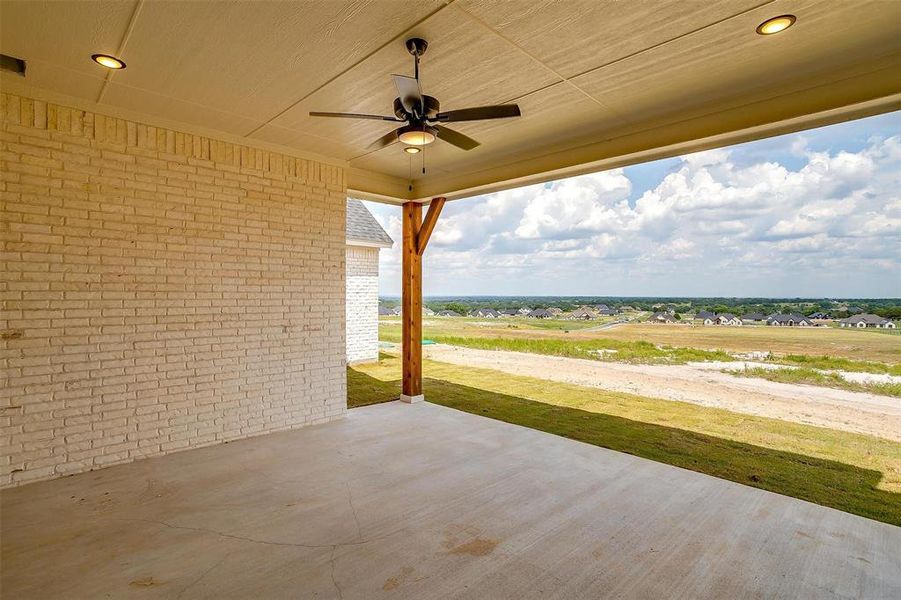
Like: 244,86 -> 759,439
422,345 -> 901,442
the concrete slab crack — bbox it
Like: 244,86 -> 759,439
176,551 -> 231,599
329,546 -> 344,600
346,482 -> 363,542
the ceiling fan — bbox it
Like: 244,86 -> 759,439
309,38 -> 521,151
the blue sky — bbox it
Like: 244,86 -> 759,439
363,111 -> 901,298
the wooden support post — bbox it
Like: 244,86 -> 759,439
401,198 -> 445,403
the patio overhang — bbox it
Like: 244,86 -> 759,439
2,0 -> 899,205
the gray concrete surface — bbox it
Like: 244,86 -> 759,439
2,401 -> 899,599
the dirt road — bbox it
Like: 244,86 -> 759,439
421,344 -> 901,441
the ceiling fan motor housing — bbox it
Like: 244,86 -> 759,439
394,95 -> 439,121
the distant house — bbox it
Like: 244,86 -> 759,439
695,310 -> 716,324
594,304 -> 610,312
547,307 -> 563,315
742,312 -> 766,322
620,306 -> 636,312
389,307 -> 401,316
528,309 -> 553,319
847,306 -> 864,314
716,313 -> 743,327
423,307 -> 435,316
517,307 -> 532,315
569,307 -> 596,320
649,311 -> 678,324
378,306 -> 393,317
471,308 -> 501,318
807,312 -> 832,320
839,314 -> 895,329
436,310 -> 461,317
498,309 -> 519,317
766,313 -> 812,327
346,200 -> 393,363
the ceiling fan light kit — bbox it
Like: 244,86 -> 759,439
310,37 -> 521,155
398,125 -> 437,146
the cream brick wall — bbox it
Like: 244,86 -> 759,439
345,245 -> 380,364
0,93 -> 347,487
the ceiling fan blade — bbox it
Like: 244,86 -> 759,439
369,129 -> 400,149
435,104 -> 521,122
393,74 -> 423,115
309,111 -> 400,121
435,125 -> 479,151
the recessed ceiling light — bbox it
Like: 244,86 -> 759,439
91,54 -> 126,69
756,15 -> 796,35
404,146 -> 421,154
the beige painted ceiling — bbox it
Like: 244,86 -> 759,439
2,0 -> 899,203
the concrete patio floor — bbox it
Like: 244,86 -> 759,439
2,401 -> 899,599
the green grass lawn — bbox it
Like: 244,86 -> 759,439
727,366 -> 901,398
381,322 -> 901,375
380,330 -> 736,364
349,355 -> 901,526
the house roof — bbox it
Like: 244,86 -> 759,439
346,200 -> 393,248
4,2 -> 898,204
767,313 -> 810,323
841,314 -> 889,324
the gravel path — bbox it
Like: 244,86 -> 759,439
421,344 -> 901,442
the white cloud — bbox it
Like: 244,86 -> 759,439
364,120 -> 901,297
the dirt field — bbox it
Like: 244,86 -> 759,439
420,344 -> 901,442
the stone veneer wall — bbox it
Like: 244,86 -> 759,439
1,92 -> 347,487
345,245 -> 380,364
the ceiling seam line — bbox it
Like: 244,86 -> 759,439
97,0 -> 145,104
450,3 -> 616,113
566,0 -> 780,82
453,0 -> 781,115
243,0 -> 457,138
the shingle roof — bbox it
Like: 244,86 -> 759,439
767,313 -> 810,324
841,314 -> 889,325
346,199 -> 393,247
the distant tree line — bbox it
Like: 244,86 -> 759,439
379,296 -> 900,318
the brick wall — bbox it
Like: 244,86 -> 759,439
1,92 -> 347,487
345,245 -> 380,363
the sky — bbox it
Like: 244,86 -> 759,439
362,111 -> 901,298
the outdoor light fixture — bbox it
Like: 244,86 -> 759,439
756,15 -> 796,35
91,54 -> 126,69
404,146 -> 421,154
397,125 -> 436,146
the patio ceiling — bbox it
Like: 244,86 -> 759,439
2,0 -> 899,203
